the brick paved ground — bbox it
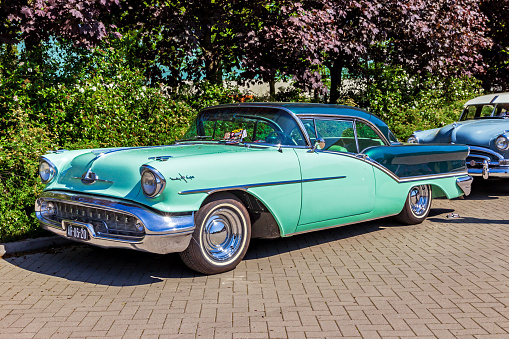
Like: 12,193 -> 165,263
1,179 -> 509,338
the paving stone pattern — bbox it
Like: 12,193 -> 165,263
1,180 -> 509,338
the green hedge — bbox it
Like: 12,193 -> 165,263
0,43 -> 483,242
0,50 -> 193,242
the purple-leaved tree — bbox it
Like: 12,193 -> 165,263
478,0 -> 509,91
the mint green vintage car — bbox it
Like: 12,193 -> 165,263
36,104 -> 472,274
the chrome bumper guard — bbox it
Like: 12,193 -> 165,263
467,146 -> 509,179
35,191 -> 195,254
456,176 -> 473,196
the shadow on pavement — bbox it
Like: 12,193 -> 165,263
6,178 -> 507,285
4,245 -> 201,286
464,178 -> 509,201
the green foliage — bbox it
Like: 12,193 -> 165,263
0,42 -> 198,242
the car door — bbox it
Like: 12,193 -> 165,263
294,118 -> 376,226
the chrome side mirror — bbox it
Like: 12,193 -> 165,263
308,137 -> 325,153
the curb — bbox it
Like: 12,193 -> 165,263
0,236 -> 72,257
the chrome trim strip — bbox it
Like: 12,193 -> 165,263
178,176 -> 347,195
456,176 -> 473,196
318,150 -> 469,183
353,120 -> 360,153
397,171 -> 470,183
302,176 -> 346,183
90,145 -> 174,159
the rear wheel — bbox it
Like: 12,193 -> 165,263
396,185 -> 432,225
180,193 -> 251,274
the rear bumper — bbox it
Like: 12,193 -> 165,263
35,191 -> 195,254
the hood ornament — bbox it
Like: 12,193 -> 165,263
72,168 -> 114,185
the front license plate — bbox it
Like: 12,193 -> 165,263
65,222 -> 90,241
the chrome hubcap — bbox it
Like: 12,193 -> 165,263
409,185 -> 430,217
202,206 -> 244,262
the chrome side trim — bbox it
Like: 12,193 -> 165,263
90,145 -> 174,159
398,171 -> 470,183
178,176 -> 347,195
456,176 -> 473,196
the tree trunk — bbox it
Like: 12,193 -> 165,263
269,78 -> 276,100
202,23 -> 222,85
329,56 -> 343,104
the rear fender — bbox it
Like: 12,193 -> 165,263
364,144 -> 468,178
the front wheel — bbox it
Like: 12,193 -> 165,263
180,193 -> 251,274
395,184 -> 432,225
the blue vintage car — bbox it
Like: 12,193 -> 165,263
36,103 -> 472,274
408,93 -> 509,179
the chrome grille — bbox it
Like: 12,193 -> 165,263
45,200 -> 145,239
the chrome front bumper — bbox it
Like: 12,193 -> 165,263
468,164 -> 509,179
35,191 -> 195,254
467,146 -> 509,179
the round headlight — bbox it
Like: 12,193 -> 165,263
39,160 -> 56,183
495,135 -> 509,151
141,167 -> 166,198
407,135 -> 419,144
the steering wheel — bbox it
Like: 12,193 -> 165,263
266,131 -> 298,146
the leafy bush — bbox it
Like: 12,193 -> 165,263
0,43 -> 198,242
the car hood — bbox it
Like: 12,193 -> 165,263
44,143 -> 259,199
431,119 -> 509,147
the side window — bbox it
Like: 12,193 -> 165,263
314,119 -> 357,153
253,121 -> 278,142
355,121 -> 384,152
495,103 -> 509,117
478,105 -> 495,118
460,106 -> 476,121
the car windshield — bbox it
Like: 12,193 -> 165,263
181,107 -> 307,146
461,104 -> 509,121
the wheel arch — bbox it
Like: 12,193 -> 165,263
201,190 -> 282,239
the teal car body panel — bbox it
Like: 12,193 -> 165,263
409,92 -> 509,179
36,103 -> 472,257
